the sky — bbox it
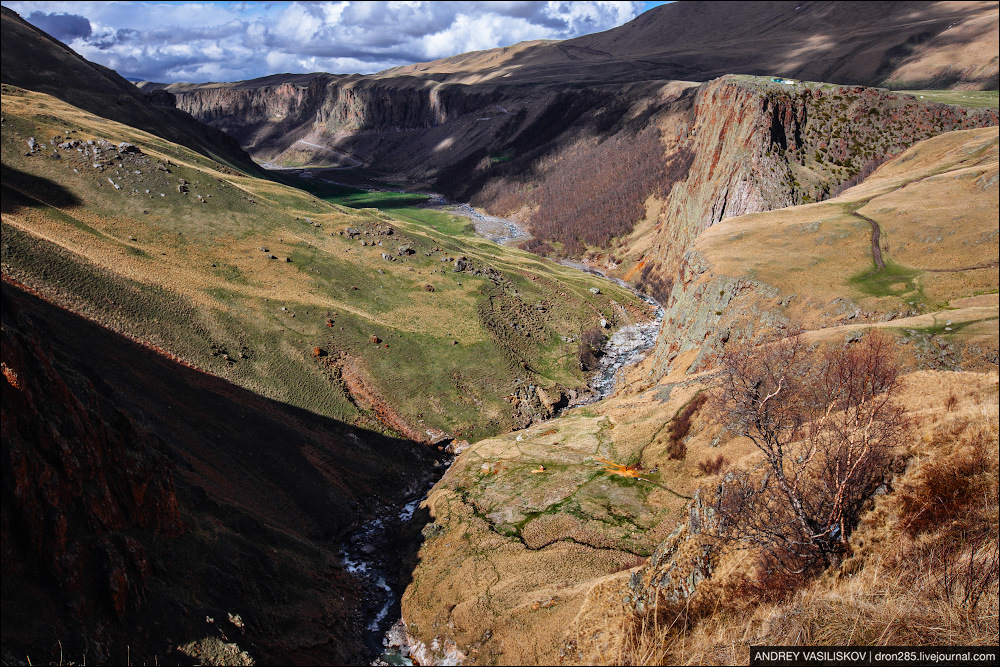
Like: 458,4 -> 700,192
3,1 -> 669,83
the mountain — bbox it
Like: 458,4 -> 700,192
379,0 -> 999,88
2,1 -> 998,664
0,6 -> 263,176
1,6 -> 644,665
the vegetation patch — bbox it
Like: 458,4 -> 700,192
848,258 -> 927,305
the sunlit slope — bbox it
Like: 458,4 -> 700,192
1,85 -> 645,439
649,126 -> 999,377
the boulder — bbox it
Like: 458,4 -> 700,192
397,245 -> 415,256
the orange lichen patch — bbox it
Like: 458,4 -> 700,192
530,596 -> 559,610
480,461 -> 508,475
594,456 -> 643,479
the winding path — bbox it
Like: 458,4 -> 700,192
848,206 -> 885,272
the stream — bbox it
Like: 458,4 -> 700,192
280,168 -> 664,664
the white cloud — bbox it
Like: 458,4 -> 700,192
2,0 -> 644,82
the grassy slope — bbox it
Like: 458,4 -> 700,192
1,84 -> 647,440
398,126 -> 1000,663
898,89 -> 999,109
697,126 -> 998,359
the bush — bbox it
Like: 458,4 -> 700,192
577,326 -> 607,372
697,453 -> 728,476
666,392 -> 708,460
711,331 -> 906,574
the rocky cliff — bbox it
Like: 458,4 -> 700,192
158,73 -> 996,273
146,74 -> 508,164
645,125 -> 1000,381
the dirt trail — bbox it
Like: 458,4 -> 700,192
848,208 -> 885,272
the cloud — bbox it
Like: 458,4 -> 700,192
25,10 -> 91,40
4,1 -> 645,82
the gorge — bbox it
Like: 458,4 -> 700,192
2,1 -> 999,665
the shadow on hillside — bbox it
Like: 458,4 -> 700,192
1,163 -> 82,212
1,279 -> 442,665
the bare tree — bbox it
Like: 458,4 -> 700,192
712,331 -> 906,574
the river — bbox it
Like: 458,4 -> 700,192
277,168 -> 664,664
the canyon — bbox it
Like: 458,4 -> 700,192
2,1 -> 999,665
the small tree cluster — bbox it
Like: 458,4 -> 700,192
577,326 -> 607,372
711,331 -> 906,574
485,129 -> 695,256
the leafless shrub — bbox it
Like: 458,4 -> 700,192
697,453 -> 728,476
711,331 -> 906,574
945,392 -> 958,412
666,392 -> 708,460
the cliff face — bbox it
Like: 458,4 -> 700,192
621,77 -> 999,295
159,74 -> 506,162
645,125 -> 1000,381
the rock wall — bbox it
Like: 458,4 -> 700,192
164,74 -> 505,161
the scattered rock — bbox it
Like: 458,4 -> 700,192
424,284 -> 435,292
370,335 -> 381,345
397,245 -> 415,256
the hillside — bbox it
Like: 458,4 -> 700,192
0,6 -> 263,177
380,0 -> 999,89
2,1 -> 999,665
2,84 -> 643,442
394,124 -> 999,667
2,279 -> 441,665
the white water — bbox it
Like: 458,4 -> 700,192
280,169 -> 665,663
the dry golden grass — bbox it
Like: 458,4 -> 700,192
695,127 -> 998,332
613,370 -> 999,665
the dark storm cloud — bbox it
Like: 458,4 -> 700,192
26,10 -> 91,40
